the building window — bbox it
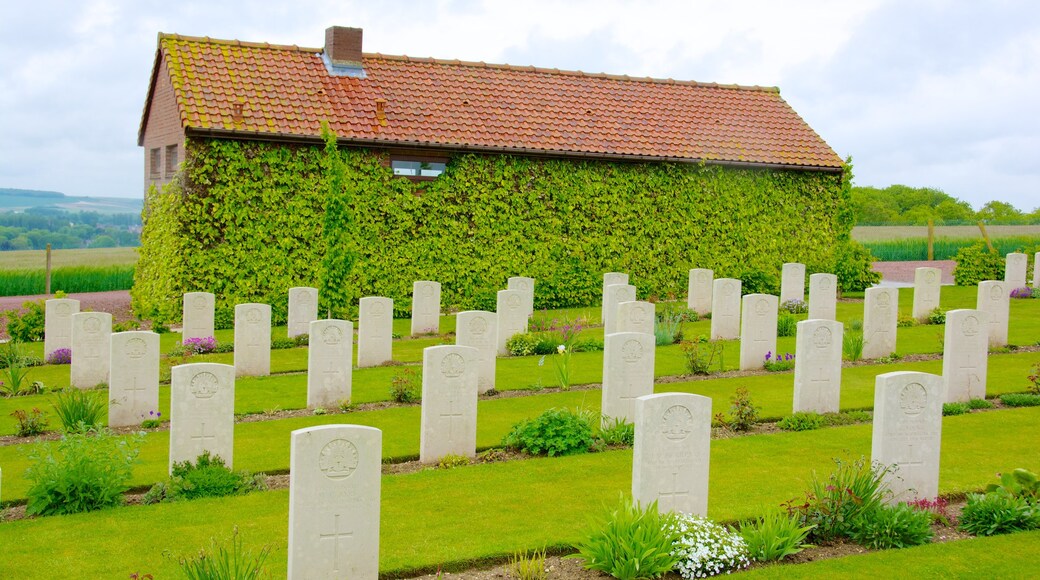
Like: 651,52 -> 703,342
149,148 -> 161,179
391,157 -> 447,181
165,145 -> 178,178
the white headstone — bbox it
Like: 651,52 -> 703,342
456,311 -> 498,394
709,278 -> 742,340
357,297 -> 393,368
1005,253 -> 1028,288
739,294 -> 778,371
234,303 -> 271,377
976,281 -> 1009,348
808,273 -> 838,320
108,331 -> 160,427
601,332 -> 655,426
496,289 -> 528,356
169,363 -> 235,473
182,292 -> 215,343
912,267 -> 942,322
603,284 -> 637,335
410,281 -> 441,336
307,319 -> 352,408
1034,252 -> 1040,288
288,287 -> 319,338
617,300 -> 655,335
780,263 -> 806,304
863,287 -> 899,359
871,371 -> 944,504
687,269 -> 713,315
288,424 -> 381,580
70,312 -> 112,389
632,393 -> 711,516
44,298 -> 80,359
941,309 -> 990,403
420,345 -> 479,463
793,320 -> 844,413
602,272 -> 629,321
507,276 -> 535,318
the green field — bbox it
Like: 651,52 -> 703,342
852,224 -> 1040,241
0,247 -> 138,270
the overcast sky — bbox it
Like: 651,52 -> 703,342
1,0 -> 1037,211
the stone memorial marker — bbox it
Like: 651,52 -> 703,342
234,303 -> 271,377
496,289 -> 529,356
793,320 -> 844,413
863,287 -> 899,359
780,262 -> 806,304
287,424 -> 381,580
976,281 -> 1009,348
687,269 -> 713,315
419,345 -> 479,463
871,371 -> 943,504
912,267 -> 942,322
357,297 -> 393,368
456,311 -> 498,394
739,294 -> 778,371
1034,252 -> 1040,288
44,298 -> 80,359
942,309 -> 990,402
308,319 -> 352,408
507,276 -> 535,318
632,392 -> 711,516
808,273 -> 838,320
182,292 -> 215,343
601,332 -> 655,425
603,283 -> 637,335
602,272 -> 629,321
169,363 -> 235,473
617,300 -> 655,335
288,286 -> 319,338
108,331 -> 160,428
1005,252 -> 1028,288
710,278 -> 742,340
410,281 -> 441,336
71,312 -> 112,389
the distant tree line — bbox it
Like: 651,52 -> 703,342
852,185 -> 1040,225
0,208 -> 141,251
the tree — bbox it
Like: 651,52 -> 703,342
933,199 -> 974,223
976,201 -> 1026,224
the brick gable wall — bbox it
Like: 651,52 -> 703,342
141,53 -> 185,193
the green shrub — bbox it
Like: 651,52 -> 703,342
833,240 -> 881,293
1028,361 -> 1040,395
52,388 -> 107,433
172,526 -> 271,580
669,513 -> 750,578
11,407 -> 49,436
1000,393 -> 1040,407
780,299 -> 808,314
598,417 -> 635,447
388,368 -> 421,403
926,307 -> 946,325
968,398 -> 995,409
843,320 -> 864,361
821,410 -> 872,426
653,314 -> 683,346
502,407 -> 595,457
953,242 -> 1004,286
4,299 -> 46,342
570,496 -> 681,580
763,352 -> 795,372
897,315 -> 916,328
24,428 -> 142,515
145,452 -> 267,503
270,336 -> 297,350
0,342 -> 39,397
777,412 -> 825,432
506,333 -> 539,356
943,402 -> 971,416
739,268 -> 779,296
794,456 -> 892,542
984,468 -> 1040,504
727,387 -> 759,431
959,493 -> 1040,536
679,337 -> 722,375
776,312 -> 798,338
739,510 -> 814,562
849,503 -> 934,549
571,337 -> 605,352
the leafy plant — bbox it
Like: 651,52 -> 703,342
763,351 -> 795,372
598,417 -> 635,447
653,313 -> 683,346
927,307 -> 946,325
52,388 -> 107,433
11,407 -> 49,436
907,496 -> 956,527
679,336 -> 722,375
508,547 -> 547,580
943,402 -> 971,416
0,343 -> 36,397
985,468 -> 1040,503
842,320 -> 864,361
502,407 -> 595,457
777,411 -> 825,432
952,242 -> 1004,286
1028,362 -> 1040,395
776,311 -> 798,338
4,298 -> 46,342
780,299 -> 808,314
999,393 -> 1040,407
790,456 -> 892,542
968,398 -> 995,409
24,428 -> 142,515
849,503 -> 934,549
959,492 -> 1040,536
46,347 -> 72,365
570,496 -> 681,580
727,387 -> 759,432
437,454 -> 471,469
832,239 -> 881,293
1010,286 -> 1035,299
145,452 -> 267,503
389,367 -> 421,403
896,315 -> 916,328
551,344 -> 572,390
171,526 -> 271,580
739,510 -> 814,562
668,513 -> 750,578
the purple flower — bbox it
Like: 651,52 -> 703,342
765,351 -> 772,361
47,348 -> 72,365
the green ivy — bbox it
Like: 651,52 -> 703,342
132,138 -> 848,321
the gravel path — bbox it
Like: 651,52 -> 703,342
0,290 -> 134,339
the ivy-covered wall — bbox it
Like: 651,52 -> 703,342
132,137 -> 851,323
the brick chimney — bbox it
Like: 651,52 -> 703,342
322,26 -> 366,77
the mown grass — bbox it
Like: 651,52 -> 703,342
0,407 -> 1037,577
862,235 -> 1040,261
0,265 -> 135,296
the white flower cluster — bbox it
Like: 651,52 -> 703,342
666,514 -> 750,579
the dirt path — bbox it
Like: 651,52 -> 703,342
0,290 -> 134,339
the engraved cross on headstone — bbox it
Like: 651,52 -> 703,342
319,513 -> 354,573
897,442 -> 925,470
323,360 -> 342,388
658,470 -> 690,511
810,365 -> 831,408
190,422 -> 216,454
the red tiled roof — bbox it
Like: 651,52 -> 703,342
141,34 -> 843,170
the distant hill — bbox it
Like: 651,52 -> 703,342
0,188 -> 142,215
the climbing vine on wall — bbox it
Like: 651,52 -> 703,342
131,136 -> 849,323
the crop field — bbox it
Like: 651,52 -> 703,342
851,224 -> 1040,242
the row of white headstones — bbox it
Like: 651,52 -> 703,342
26,255 -> 1032,578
